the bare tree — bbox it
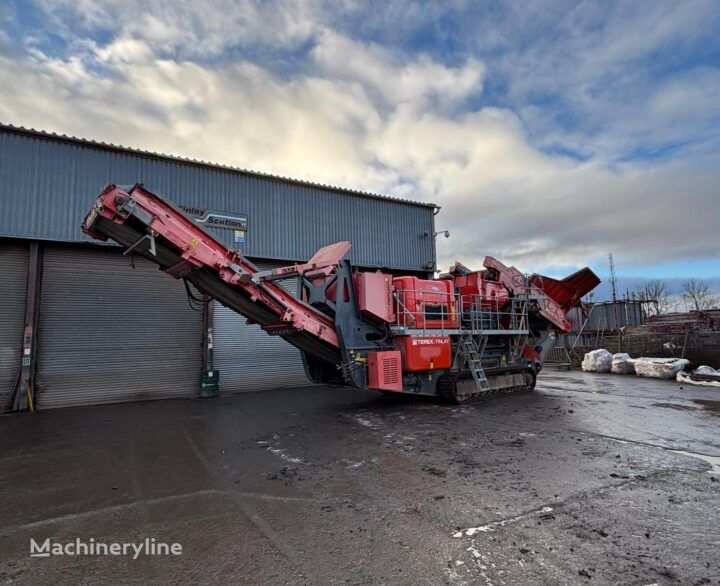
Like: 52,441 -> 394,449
635,279 -> 670,315
682,278 -> 719,311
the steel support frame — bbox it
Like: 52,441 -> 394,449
333,260 -> 390,389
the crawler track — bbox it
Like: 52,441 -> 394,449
436,370 -> 535,403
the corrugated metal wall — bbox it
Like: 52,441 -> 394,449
0,126 -> 436,271
213,307 -> 311,393
567,302 -> 645,332
35,245 -> 203,409
212,260 -> 312,393
0,243 -> 27,409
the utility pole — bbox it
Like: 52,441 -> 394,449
608,253 -> 619,329
608,253 -> 618,303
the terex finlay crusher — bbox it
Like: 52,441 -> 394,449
82,183 -> 599,402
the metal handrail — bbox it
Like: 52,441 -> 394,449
393,288 -> 530,334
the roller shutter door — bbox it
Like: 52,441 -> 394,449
0,243 -> 28,410
213,261 -> 313,393
36,246 -> 203,409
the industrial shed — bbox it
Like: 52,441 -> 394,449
0,124 -> 437,410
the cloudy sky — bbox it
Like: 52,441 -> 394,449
1,0 -> 718,289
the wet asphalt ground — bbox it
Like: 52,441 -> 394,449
1,369 -> 719,585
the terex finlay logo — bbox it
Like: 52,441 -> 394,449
179,206 -> 248,231
411,337 -> 448,346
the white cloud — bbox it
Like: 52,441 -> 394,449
1,1 -> 718,278
311,30 -> 484,106
466,0 -> 720,163
37,0 -> 318,56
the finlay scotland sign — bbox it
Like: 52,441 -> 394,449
179,206 -> 248,230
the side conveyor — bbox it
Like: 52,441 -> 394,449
82,183 -> 344,365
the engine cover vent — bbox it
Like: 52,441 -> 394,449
367,351 -> 403,391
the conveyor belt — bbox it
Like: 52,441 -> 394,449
89,213 -> 341,365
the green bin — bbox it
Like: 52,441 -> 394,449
200,370 -> 220,398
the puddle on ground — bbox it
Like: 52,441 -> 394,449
669,449 -> 720,476
693,400 -> 720,416
653,402 -> 697,412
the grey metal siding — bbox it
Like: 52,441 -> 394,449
567,302 -> 645,332
213,260 -> 312,393
35,245 -> 203,409
0,243 -> 27,408
0,127 -> 436,271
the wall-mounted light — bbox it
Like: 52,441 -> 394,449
422,230 -> 451,239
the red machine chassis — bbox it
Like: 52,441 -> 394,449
82,182 -> 600,400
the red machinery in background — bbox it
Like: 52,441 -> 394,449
82,183 -> 599,402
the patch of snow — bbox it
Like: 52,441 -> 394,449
267,447 -> 303,464
467,545 -> 482,558
454,507 -> 554,537
676,371 -> 720,387
342,459 -> 365,469
353,415 -> 379,429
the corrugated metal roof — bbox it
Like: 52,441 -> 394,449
0,123 -> 437,209
0,123 -> 437,271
